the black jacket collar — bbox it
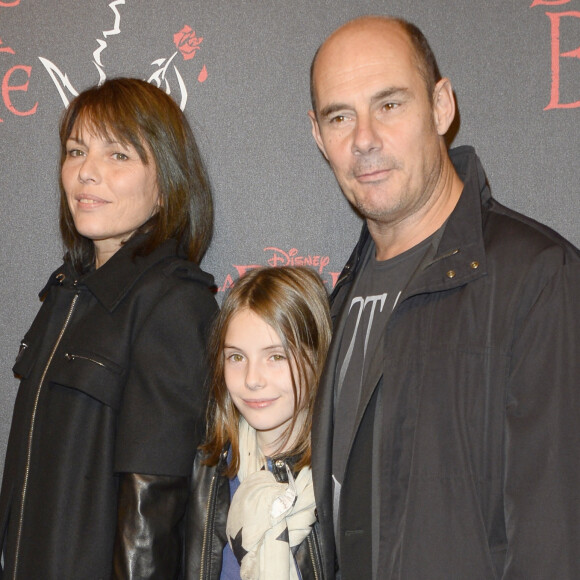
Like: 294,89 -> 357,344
331,145 -> 489,305
41,237 -> 213,312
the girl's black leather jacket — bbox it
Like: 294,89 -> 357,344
184,448 -> 325,579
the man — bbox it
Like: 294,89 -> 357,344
309,15 -> 580,580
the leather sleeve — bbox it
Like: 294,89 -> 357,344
113,472 -> 189,579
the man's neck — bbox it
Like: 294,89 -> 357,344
370,157 -> 463,261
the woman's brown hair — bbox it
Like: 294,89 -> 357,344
201,266 -> 332,476
59,77 -> 213,272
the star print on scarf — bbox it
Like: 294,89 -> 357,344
225,418 -> 316,580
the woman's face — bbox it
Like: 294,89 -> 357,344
61,122 -> 159,267
223,308 -> 305,456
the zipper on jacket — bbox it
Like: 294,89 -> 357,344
64,352 -> 106,368
200,470 -> 219,580
12,289 -> 79,579
307,533 -> 320,580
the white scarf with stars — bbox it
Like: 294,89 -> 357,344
225,417 -> 316,580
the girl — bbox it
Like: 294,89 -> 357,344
185,266 -> 332,579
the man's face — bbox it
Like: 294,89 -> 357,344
309,21 -> 448,232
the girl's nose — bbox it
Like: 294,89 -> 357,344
245,361 -> 265,391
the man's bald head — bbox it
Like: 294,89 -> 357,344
310,16 -> 442,116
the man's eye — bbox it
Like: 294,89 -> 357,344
330,115 -> 346,124
383,102 -> 398,111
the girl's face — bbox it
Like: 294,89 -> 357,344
223,308 -> 304,456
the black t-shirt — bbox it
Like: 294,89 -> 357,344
333,234 -> 435,486
332,228 -> 444,563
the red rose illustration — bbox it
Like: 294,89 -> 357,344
174,25 -> 203,61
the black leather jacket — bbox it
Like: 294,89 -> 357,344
184,449 -> 325,579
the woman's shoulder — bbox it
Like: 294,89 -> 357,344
161,252 -> 216,289
135,239 -> 215,289
130,243 -> 218,316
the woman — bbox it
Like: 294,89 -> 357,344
0,78 -> 218,579
185,266 -> 332,579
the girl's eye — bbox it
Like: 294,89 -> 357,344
270,353 -> 286,362
227,353 -> 244,363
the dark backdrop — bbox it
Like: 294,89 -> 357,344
1,0 -> 578,478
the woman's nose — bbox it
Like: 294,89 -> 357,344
78,154 -> 100,184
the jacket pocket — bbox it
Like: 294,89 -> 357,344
48,350 -> 126,410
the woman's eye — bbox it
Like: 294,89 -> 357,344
270,354 -> 286,362
112,152 -> 129,161
67,149 -> 84,157
227,353 -> 244,363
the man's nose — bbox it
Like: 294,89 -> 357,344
352,114 -> 381,155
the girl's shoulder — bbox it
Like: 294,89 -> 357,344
192,445 -> 230,477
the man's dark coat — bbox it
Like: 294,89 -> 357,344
312,146 -> 580,579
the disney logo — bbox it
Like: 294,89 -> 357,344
263,247 -> 330,273
216,246 -> 340,294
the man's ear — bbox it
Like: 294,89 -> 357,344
308,110 -> 329,161
432,78 -> 455,137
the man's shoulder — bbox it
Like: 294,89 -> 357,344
483,197 -> 580,265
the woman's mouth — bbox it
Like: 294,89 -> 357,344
74,194 -> 109,207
